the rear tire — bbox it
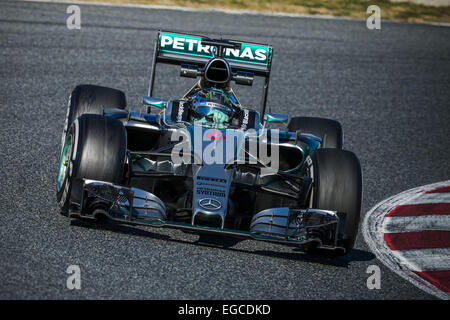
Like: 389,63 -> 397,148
288,117 -> 343,149
304,148 -> 362,255
60,84 -> 127,153
57,114 -> 127,216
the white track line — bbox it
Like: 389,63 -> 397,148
362,180 -> 450,300
19,0 -> 450,27
382,215 -> 450,233
391,248 -> 450,272
403,192 -> 450,204
19,0 -> 362,20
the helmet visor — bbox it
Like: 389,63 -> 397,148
194,102 -> 230,118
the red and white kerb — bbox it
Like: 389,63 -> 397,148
363,181 -> 450,300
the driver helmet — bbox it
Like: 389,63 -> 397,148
190,88 -> 237,122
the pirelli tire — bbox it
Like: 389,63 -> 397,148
304,148 -> 362,255
57,114 -> 127,216
60,84 -> 127,154
288,117 -> 343,149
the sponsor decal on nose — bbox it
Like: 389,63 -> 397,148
207,131 -> 225,141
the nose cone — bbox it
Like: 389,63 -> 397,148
191,163 -> 232,229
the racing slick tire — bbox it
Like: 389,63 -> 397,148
288,117 -> 343,149
57,114 -> 127,216
304,148 -> 362,255
60,84 -> 127,153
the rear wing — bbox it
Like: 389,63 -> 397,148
148,30 -> 273,119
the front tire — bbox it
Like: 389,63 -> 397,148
288,117 -> 343,149
57,114 -> 127,216
61,84 -> 127,153
304,148 -> 362,255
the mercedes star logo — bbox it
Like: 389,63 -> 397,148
198,198 -> 222,211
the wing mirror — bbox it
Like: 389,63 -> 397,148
232,71 -> 253,86
142,96 -> 167,109
263,112 -> 289,124
180,64 -> 202,78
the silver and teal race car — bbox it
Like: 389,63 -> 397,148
57,31 -> 362,255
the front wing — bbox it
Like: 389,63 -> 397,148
67,178 -> 346,251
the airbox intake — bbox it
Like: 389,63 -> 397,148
204,58 -> 231,84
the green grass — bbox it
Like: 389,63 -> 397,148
83,0 -> 450,23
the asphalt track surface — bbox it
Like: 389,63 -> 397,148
0,0 -> 449,299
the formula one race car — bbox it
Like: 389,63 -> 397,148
57,31 -> 362,255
